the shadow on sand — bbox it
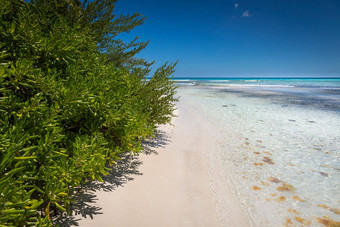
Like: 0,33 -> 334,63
52,130 -> 170,226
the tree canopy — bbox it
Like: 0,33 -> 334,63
0,0 -> 178,225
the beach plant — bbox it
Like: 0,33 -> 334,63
0,0 -> 178,225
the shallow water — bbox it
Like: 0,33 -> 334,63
177,79 -> 340,226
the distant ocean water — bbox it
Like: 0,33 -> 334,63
174,78 -> 340,113
174,77 -> 340,88
176,78 -> 340,226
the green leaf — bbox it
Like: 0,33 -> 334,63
30,200 -> 44,210
14,156 -> 37,160
54,202 -> 66,212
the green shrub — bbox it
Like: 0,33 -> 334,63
0,0 -> 178,225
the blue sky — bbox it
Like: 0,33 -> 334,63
115,0 -> 340,78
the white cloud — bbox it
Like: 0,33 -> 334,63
242,10 -> 251,17
234,3 -> 239,9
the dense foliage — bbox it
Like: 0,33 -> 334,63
0,0 -> 178,225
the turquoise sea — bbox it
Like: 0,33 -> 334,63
174,77 -> 340,86
175,78 -> 340,226
175,78 -> 340,113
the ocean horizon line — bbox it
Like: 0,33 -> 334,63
170,77 -> 340,80
146,76 -> 340,80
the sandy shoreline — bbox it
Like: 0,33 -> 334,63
65,96 -> 253,227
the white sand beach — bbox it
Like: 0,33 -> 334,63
69,89 -> 253,227
61,83 -> 340,227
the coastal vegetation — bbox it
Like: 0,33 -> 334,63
0,0 -> 177,225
